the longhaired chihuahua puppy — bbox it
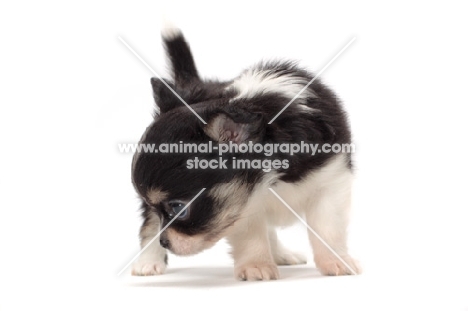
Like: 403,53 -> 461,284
131,27 -> 360,280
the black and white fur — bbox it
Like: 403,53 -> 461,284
131,27 -> 360,280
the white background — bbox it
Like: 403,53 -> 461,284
1,1 -> 467,310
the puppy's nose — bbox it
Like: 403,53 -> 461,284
160,238 -> 170,249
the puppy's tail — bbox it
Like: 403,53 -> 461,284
161,22 -> 200,86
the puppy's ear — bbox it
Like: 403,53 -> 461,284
151,77 -> 183,114
204,108 -> 264,144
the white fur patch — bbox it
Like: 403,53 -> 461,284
225,154 -> 360,277
227,68 -> 317,112
267,154 -> 352,219
160,18 -> 181,40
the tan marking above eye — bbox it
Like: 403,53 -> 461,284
146,188 -> 169,205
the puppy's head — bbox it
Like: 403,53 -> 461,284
131,79 -> 267,255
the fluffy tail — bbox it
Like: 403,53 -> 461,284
161,24 -> 200,86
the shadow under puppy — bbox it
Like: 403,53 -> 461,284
131,27 -> 360,280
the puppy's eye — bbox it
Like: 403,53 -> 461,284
167,201 -> 189,220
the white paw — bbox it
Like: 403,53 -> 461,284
235,262 -> 279,281
315,255 -> 361,276
132,260 -> 167,276
274,251 -> 307,266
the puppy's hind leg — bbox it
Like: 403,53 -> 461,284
305,157 -> 361,276
269,228 -> 307,266
132,207 -> 167,276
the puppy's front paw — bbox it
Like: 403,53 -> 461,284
235,262 -> 279,281
315,255 -> 361,276
132,260 -> 167,276
274,251 -> 307,266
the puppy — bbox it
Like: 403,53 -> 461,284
131,27 -> 360,280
